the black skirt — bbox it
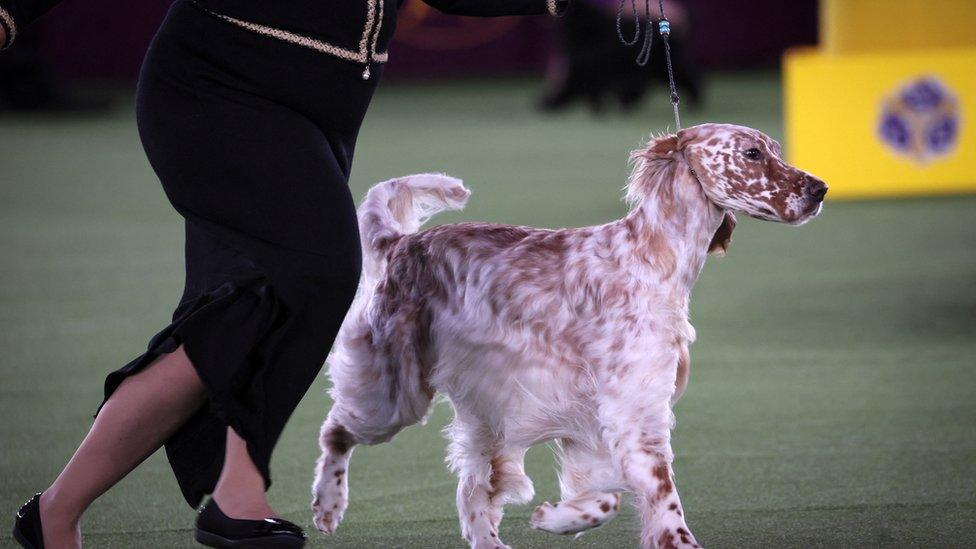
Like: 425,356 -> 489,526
98,0 -> 378,507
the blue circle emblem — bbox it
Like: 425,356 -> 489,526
878,76 -> 960,163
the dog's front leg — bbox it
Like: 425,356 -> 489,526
448,413 -> 532,549
599,368 -> 702,548
456,473 -> 508,549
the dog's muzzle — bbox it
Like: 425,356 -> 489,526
805,176 -> 828,203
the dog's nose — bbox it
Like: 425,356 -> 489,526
806,178 -> 828,202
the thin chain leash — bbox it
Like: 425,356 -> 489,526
615,0 -> 682,130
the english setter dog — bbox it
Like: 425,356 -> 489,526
311,123 -> 827,548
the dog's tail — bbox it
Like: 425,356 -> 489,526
358,173 -> 470,283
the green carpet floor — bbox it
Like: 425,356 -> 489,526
1,74 -> 974,548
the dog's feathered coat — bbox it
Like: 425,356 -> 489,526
311,123 -> 826,548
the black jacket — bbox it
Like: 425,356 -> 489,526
0,0 -> 567,71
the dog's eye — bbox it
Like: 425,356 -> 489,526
743,148 -> 762,161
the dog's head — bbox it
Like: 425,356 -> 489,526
678,123 -> 827,226
627,124 -> 826,257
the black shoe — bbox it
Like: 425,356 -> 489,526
12,493 -> 45,549
194,500 -> 306,548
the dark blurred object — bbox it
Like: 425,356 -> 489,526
0,32 -> 113,113
685,0 -> 817,68
539,0 -> 701,113
24,0 -> 815,82
36,0 -> 172,81
378,0 -> 553,79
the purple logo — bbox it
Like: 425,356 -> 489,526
878,76 -> 960,164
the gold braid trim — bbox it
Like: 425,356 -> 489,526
370,0 -> 385,61
359,0 -> 376,57
547,0 -> 565,17
0,5 -> 17,49
208,9 -> 388,63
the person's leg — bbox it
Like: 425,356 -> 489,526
39,346 -> 206,547
210,428 -> 277,519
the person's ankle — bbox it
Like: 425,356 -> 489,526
38,490 -> 82,547
211,491 -> 277,520
39,490 -> 82,528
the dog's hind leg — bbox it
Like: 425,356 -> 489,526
447,413 -> 531,549
531,493 -> 622,535
311,308 -> 434,535
311,370 -> 433,534
311,417 -> 356,534
531,439 -> 622,535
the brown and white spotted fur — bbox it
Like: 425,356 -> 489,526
311,123 -> 827,548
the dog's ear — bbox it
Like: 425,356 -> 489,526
647,134 -> 679,156
708,211 -> 736,256
675,127 -> 699,150
633,134 -> 680,161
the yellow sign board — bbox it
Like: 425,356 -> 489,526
784,47 -> 975,199
820,0 -> 976,54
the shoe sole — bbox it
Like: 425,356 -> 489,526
12,526 -> 38,549
194,528 -> 306,548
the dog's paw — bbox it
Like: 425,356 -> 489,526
467,535 -> 512,549
461,518 -> 512,549
311,496 -> 344,535
477,542 -> 512,549
530,502 -> 568,533
530,501 -> 597,535
311,465 -> 348,535
656,527 -> 703,549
